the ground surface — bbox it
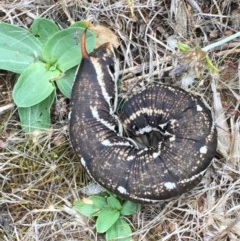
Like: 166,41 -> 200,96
0,0 -> 240,240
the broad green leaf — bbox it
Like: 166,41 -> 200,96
18,91 -> 55,132
121,201 -> 140,216
31,18 -> 59,45
42,27 -> 96,72
74,200 -> 100,217
0,22 -> 42,73
107,196 -> 122,210
89,196 -> 108,210
13,62 -> 60,107
0,48 -> 37,74
106,218 -> 132,241
74,196 -> 107,217
70,20 -> 91,28
56,66 -> 77,98
96,209 -> 120,233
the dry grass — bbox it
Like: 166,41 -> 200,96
0,0 -> 240,240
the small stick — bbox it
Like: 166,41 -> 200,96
0,103 -> 14,114
81,29 -> 89,59
203,32 -> 240,52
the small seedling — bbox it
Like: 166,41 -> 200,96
0,18 -> 96,132
177,42 -> 219,77
74,194 -> 140,241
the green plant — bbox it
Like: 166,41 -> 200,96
0,18 -> 96,132
74,194 -> 140,241
177,42 -> 219,77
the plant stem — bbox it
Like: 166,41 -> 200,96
202,31 -> 240,52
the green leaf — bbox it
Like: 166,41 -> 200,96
18,91 -> 55,132
13,62 -> 60,107
0,48 -> 37,74
121,201 -> 140,216
0,22 -> 42,73
205,55 -> 219,73
96,209 -> 120,233
42,27 -> 96,72
106,218 -> 132,241
107,196 -> 122,210
74,200 -> 99,217
70,20 -> 91,28
31,18 -> 59,45
177,42 -> 190,52
89,196 -> 108,210
56,66 -> 77,98
74,196 -> 107,217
